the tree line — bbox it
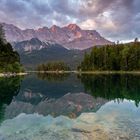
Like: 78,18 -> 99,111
0,24 -> 23,73
78,41 -> 140,71
37,61 -> 70,71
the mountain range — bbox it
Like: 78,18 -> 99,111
1,22 -> 113,70
2,23 -> 112,50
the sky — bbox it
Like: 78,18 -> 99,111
0,0 -> 139,42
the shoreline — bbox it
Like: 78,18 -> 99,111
1,71 -> 140,77
76,71 -> 140,75
27,70 -> 140,75
0,72 -> 28,77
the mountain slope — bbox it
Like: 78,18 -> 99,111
2,23 -> 112,50
19,44 -> 85,70
13,38 -> 57,52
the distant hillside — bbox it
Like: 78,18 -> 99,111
13,38 -> 58,52
19,43 -> 86,70
2,23 -> 112,50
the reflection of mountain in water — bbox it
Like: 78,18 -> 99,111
4,74 -> 108,119
16,74 -> 84,103
5,93 -> 108,119
1,74 -> 140,139
0,77 -> 22,122
79,74 -> 140,107
2,73 -> 140,120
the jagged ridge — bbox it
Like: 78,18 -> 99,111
2,23 -> 112,50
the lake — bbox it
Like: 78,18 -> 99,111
0,73 -> 140,140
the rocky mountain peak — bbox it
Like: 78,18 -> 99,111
50,25 -> 60,32
67,24 -> 81,31
37,27 -> 49,32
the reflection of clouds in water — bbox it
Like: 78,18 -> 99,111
1,101 -> 140,140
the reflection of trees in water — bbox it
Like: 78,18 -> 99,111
78,74 -> 140,107
37,73 -> 70,82
0,77 -> 22,122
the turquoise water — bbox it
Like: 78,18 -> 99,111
0,74 -> 140,140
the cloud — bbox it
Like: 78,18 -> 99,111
0,0 -> 139,41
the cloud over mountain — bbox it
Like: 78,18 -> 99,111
0,0 -> 139,41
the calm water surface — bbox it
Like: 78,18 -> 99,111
0,73 -> 140,140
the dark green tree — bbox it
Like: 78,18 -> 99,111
37,61 -> 70,71
78,42 -> 140,71
0,24 -> 23,72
